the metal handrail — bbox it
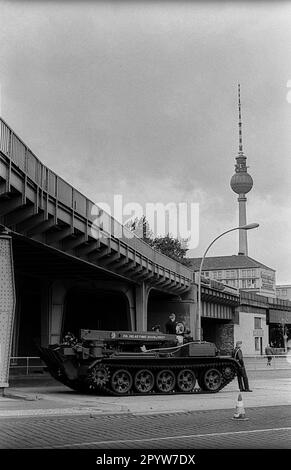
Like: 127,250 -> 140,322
9,356 -> 46,375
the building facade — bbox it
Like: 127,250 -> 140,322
238,291 -> 291,352
276,285 -> 291,301
190,255 -> 276,298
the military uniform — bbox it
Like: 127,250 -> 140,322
165,319 -> 178,334
232,343 -> 252,392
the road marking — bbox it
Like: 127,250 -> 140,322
49,427 -> 291,448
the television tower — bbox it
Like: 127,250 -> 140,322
230,84 -> 253,256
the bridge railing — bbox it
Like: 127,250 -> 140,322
0,117 -> 193,283
240,289 -> 291,309
9,354 -> 291,376
9,357 -> 46,375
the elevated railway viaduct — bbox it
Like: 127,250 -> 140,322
0,118 -> 240,363
1,117 -> 288,390
0,117 -> 196,359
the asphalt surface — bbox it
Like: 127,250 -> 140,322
0,405 -> 291,450
0,367 -> 290,467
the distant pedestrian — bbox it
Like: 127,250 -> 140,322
165,313 -> 178,334
232,341 -> 252,392
265,344 -> 273,366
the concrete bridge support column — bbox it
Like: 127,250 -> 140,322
135,282 -> 150,331
49,281 -> 67,345
0,234 -> 16,393
181,283 -> 197,339
215,323 -> 234,354
11,288 -> 20,356
147,284 -> 197,336
122,286 -> 135,331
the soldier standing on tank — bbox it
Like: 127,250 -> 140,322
165,313 -> 178,334
232,341 -> 252,392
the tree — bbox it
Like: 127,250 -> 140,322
152,234 -> 191,266
125,216 -> 154,246
126,216 -> 190,266
270,322 -> 290,349
279,319 -> 289,351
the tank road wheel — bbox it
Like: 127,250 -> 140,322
222,365 -> 236,381
156,369 -> 176,393
89,365 -> 110,390
134,369 -> 155,394
111,369 -> 133,395
202,368 -> 222,392
177,369 -> 196,393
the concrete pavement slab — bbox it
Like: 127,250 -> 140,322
0,373 -> 290,418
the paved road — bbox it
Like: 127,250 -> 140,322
1,369 -> 290,453
0,405 -> 290,449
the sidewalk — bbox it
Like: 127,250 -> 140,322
244,355 -> 291,371
1,369 -> 291,418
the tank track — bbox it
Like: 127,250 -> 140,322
39,347 -> 239,396
83,358 -> 238,396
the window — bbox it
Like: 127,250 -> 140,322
204,271 -> 209,277
279,289 -> 287,296
254,337 -> 261,352
254,317 -> 262,329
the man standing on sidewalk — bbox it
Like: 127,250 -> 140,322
232,341 -> 252,392
265,344 -> 273,366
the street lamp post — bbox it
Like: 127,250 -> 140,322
196,223 -> 259,341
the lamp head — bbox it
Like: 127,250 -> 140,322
239,223 -> 259,230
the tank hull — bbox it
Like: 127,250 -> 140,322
39,346 -> 239,395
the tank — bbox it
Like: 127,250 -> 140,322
38,329 -> 240,395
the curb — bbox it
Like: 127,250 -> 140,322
0,408 -> 131,419
3,391 -> 42,401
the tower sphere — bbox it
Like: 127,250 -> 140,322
230,172 -> 253,194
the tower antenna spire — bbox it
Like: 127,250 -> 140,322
238,83 -> 243,153
231,84 -> 253,256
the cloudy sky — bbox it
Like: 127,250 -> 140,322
1,1 -> 291,283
